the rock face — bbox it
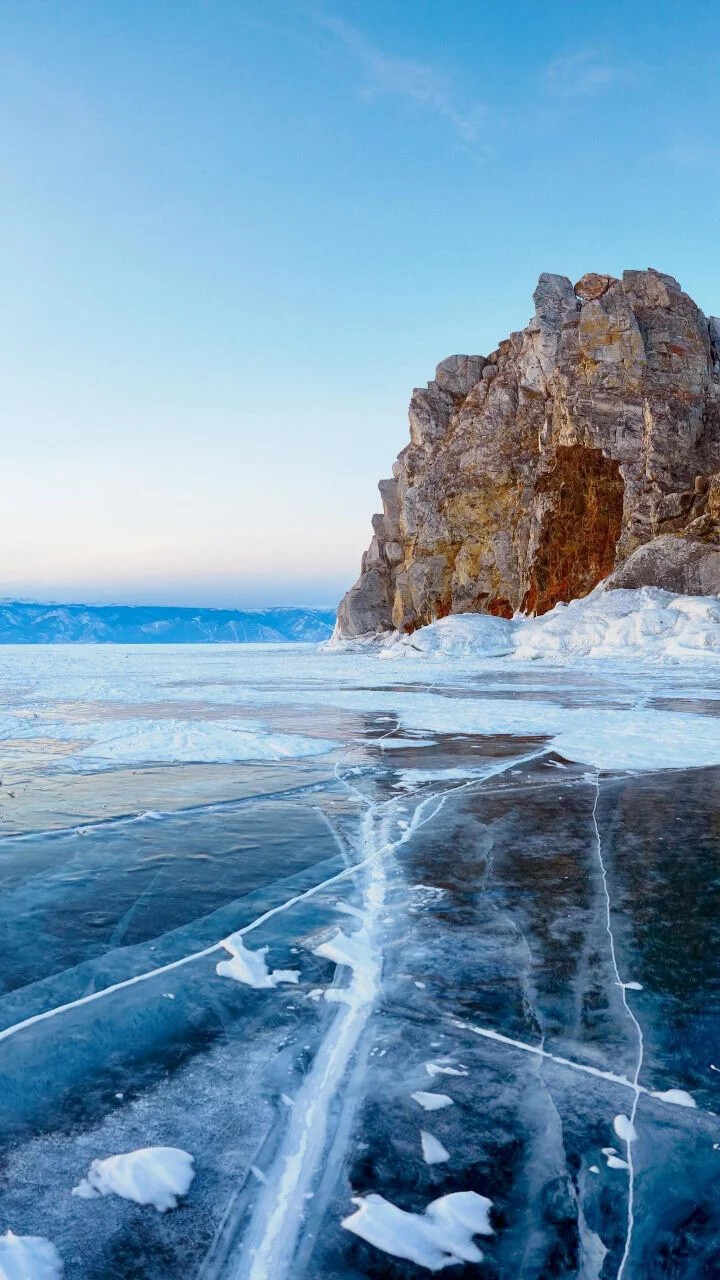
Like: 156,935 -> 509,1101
606,535 -> 720,595
337,269 -> 720,637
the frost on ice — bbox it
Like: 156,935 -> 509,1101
215,933 -> 300,988
0,1230 -> 63,1280
72,1147 -> 195,1212
341,1190 -> 493,1271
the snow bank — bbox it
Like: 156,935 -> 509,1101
382,614 -> 515,660
515,587 -> 720,661
341,1190 -> 493,1270
216,933 -> 299,988
72,1147 -> 195,1212
380,587 -> 720,664
0,1230 -> 63,1279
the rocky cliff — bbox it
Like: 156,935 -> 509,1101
337,269 -> 720,637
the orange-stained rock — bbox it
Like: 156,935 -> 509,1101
336,270 -> 720,638
574,272 -> 617,301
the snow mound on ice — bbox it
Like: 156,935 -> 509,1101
515,587 -> 720,661
380,588 -> 720,664
72,1146 -> 195,1212
0,1230 -> 63,1279
215,933 -> 299,988
382,614 -> 514,660
341,1189 -> 493,1270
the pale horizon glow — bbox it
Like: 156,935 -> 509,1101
2,1 -> 719,607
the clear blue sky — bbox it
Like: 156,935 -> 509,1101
2,1 -> 719,607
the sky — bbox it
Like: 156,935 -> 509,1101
2,0 -> 719,608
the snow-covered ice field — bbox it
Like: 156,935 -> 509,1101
1,597 -> 720,1279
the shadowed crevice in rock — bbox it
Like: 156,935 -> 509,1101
523,445 -> 624,616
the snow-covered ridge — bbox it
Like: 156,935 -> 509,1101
0,602 -> 336,644
378,587 -> 720,663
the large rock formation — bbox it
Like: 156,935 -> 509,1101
337,269 -> 720,637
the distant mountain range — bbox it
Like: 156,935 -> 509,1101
0,602 -> 337,644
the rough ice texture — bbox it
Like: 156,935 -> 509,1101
0,1230 -> 63,1280
336,269 -> 720,638
71,719 -> 335,767
341,1190 -> 493,1271
71,1147 -> 195,1212
215,934 -> 299,989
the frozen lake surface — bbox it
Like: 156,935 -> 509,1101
1,639 -> 719,1279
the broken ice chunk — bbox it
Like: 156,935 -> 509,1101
72,1147 -> 195,1212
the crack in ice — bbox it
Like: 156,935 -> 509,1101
222,746 -> 548,1280
592,771 -> 644,1280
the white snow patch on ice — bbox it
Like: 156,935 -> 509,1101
411,1091 -> 454,1111
420,1131 -> 451,1165
341,1190 -> 493,1271
0,1231 -> 63,1280
613,1113 -> 637,1144
607,1155 -> 630,1171
312,927 -> 371,973
649,1088 -> 696,1108
396,767 -> 486,789
72,1147 -> 195,1212
425,1062 -> 468,1078
215,933 -> 299,989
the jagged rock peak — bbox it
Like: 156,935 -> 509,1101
337,268 -> 720,638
